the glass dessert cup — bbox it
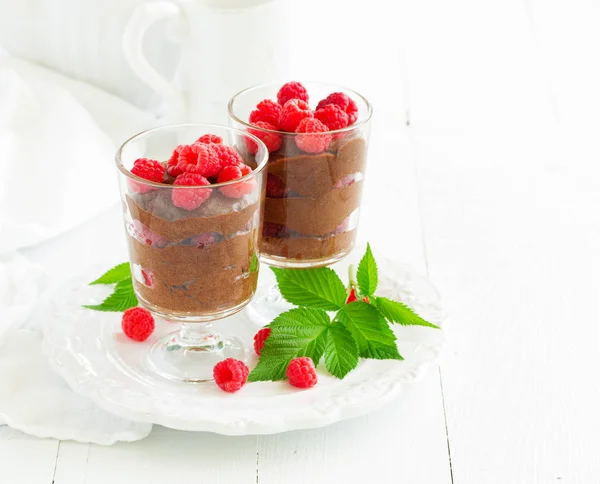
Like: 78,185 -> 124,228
228,82 -> 372,324
116,124 -> 268,382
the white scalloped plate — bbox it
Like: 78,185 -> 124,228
42,256 -> 446,435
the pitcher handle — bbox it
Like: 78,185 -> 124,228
123,1 -> 187,121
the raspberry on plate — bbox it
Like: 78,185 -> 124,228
213,358 -> 249,393
279,99 -> 312,132
277,81 -> 309,106
130,158 -> 165,193
196,134 -> 223,144
316,92 -> 359,125
295,117 -> 332,153
122,307 -> 155,342
314,104 -> 349,131
217,164 -> 254,199
266,174 -> 289,198
171,172 -> 212,210
249,99 -> 282,127
253,327 -> 271,355
286,357 -> 318,389
212,144 -> 244,169
246,121 -> 283,154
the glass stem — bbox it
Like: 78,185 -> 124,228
177,322 -> 222,351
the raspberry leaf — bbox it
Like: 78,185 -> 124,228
83,277 -> 138,312
248,308 -> 330,382
323,322 -> 359,379
272,267 -> 347,311
89,262 -> 131,285
338,302 -> 403,360
356,243 -> 378,296
374,297 -> 439,328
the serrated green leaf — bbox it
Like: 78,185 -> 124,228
338,302 -> 403,360
271,267 -> 346,311
89,262 -> 131,285
84,277 -> 138,312
248,308 -> 330,382
323,322 -> 358,378
357,243 -> 378,296
374,297 -> 439,328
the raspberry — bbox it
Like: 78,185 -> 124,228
196,134 -> 222,144
314,104 -> 349,131
129,158 -> 165,193
166,147 -> 184,177
213,358 -> 249,392
176,143 -> 221,178
189,232 -> 221,248
122,307 -> 155,342
346,287 -> 358,303
266,174 -> 289,198
279,99 -> 312,132
295,118 -> 332,153
217,164 -> 254,199
277,81 -> 309,106
286,357 -> 317,388
130,220 -> 168,247
263,222 -> 291,238
316,92 -> 359,124
253,328 -> 271,355
249,99 -> 282,127
171,173 -> 212,210
246,121 -> 283,154
212,144 -> 244,168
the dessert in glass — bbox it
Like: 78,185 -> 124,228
228,81 -> 372,268
115,124 -> 268,382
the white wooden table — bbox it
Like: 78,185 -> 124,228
2,0 -> 600,482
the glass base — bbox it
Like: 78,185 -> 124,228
145,323 -> 246,383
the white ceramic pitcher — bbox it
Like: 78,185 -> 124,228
123,0 -> 291,124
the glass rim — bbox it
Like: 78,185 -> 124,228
115,123 -> 269,190
227,81 -> 373,136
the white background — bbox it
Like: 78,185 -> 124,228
2,0 -> 600,482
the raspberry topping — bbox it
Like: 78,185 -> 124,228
166,147 -> 184,177
196,134 -> 223,144
314,104 -> 349,131
249,99 -> 282,127
316,92 -> 359,124
279,99 -> 312,132
213,358 -> 249,393
295,117 -> 332,153
175,143 -> 221,178
277,81 -> 309,106
253,328 -> 272,356
286,357 -> 318,388
121,307 -> 155,342
129,158 -> 165,193
171,173 -> 212,211
217,164 -> 254,199
246,121 -> 283,154
212,144 -> 244,168
266,174 -> 289,198
263,222 -> 291,238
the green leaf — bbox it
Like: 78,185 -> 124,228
83,277 -> 138,312
374,297 -> 439,328
323,322 -> 358,378
338,302 -> 403,360
271,267 -> 347,311
89,262 -> 131,285
248,308 -> 330,382
356,243 -> 378,296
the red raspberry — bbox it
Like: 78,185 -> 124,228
316,92 -> 359,124
217,164 -> 254,199
266,174 -> 289,198
166,147 -> 184,177
213,358 -> 249,392
176,143 -> 221,178
295,118 -> 332,153
129,158 -> 165,193
263,222 -> 291,238
253,327 -> 271,355
196,134 -> 222,144
277,81 -> 309,106
121,307 -> 155,342
286,357 -> 317,389
246,121 -> 283,154
189,232 -> 221,248
279,99 -> 312,132
130,220 -> 168,247
346,287 -> 358,303
314,104 -> 349,131
171,173 -> 212,210
249,99 -> 282,127
212,144 -> 244,168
